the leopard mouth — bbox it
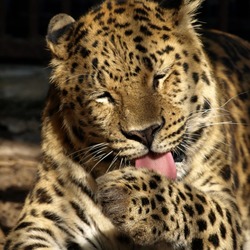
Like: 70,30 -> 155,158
101,147 -> 186,165
98,145 -> 187,178
134,149 -> 186,162
133,148 -> 186,179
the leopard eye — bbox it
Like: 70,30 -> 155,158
96,91 -> 115,104
153,74 -> 166,89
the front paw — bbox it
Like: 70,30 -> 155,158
96,167 -> 139,226
96,167 -> 167,245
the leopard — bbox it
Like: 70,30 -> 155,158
4,0 -> 250,249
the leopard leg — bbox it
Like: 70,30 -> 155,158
96,167 -> 244,250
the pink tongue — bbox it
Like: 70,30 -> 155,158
135,152 -> 177,180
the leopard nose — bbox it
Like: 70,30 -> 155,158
122,119 -> 165,148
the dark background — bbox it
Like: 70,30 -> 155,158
0,0 -> 250,65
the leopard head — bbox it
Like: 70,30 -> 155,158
44,0 -> 218,179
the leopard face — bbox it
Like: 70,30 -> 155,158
46,0 -> 217,178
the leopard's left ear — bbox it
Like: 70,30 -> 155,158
46,14 -> 75,60
153,0 -> 203,28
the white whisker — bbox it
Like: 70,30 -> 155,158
90,150 -> 114,173
220,91 -> 250,108
119,158 -> 124,170
106,151 -> 121,173
67,142 -> 108,158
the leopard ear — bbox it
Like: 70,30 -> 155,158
46,14 -> 75,60
178,0 -> 203,29
153,0 -> 203,28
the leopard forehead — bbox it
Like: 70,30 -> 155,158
49,0 -> 204,87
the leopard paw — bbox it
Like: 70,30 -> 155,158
96,167 -> 167,245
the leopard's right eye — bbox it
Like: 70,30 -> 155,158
96,91 -> 115,104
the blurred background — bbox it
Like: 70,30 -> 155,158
0,0 -> 250,245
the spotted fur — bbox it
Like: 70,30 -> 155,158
4,0 -> 250,249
